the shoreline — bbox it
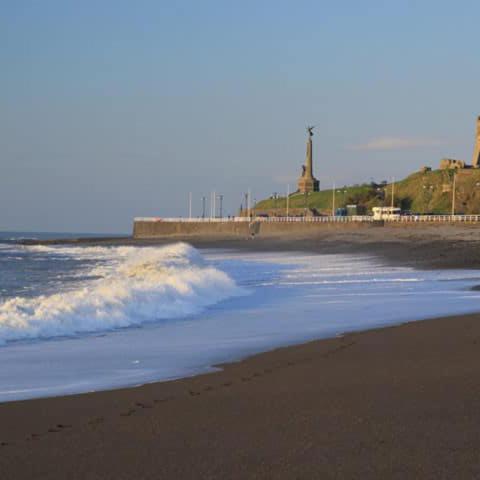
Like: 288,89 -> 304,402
0,308 -> 462,405
2,311 -> 480,478
15,223 -> 480,270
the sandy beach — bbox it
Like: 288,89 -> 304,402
3,225 -> 480,479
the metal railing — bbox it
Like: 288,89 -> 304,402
134,217 -> 251,223
134,215 -> 480,224
392,214 -> 480,223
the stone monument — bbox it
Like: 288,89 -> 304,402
472,116 -> 480,168
297,126 -> 320,193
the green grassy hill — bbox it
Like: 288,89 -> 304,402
254,169 -> 480,215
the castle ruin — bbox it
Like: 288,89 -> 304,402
439,158 -> 466,170
440,116 -> 480,170
472,116 -> 480,168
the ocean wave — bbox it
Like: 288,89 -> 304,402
0,243 -> 242,345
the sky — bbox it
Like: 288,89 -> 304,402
1,0 -> 480,233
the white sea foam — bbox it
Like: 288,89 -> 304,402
2,248 -> 480,402
0,243 -> 241,344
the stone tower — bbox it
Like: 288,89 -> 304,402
472,116 -> 480,168
297,127 -> 320,193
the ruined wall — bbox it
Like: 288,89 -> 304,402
473,116 -> 480,167
439,158 -> 466,170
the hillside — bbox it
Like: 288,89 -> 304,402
254,169 -> 480,215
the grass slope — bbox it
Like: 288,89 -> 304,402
254,169 -> 480,215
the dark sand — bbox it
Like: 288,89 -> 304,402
3,225 -> 480,479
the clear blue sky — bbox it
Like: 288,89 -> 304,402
1,0 -> 479,233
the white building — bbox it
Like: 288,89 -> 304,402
372,206 -> 401,220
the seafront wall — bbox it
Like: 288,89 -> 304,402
133,215 -> 480,239
133,218 -> 379,239
133,220 -> 251,238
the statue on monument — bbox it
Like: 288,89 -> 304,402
297,125 -> 320,193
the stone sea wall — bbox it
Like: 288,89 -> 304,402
132,219 -> 379,239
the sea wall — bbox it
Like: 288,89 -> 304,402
133,220 -> 251,238
132,220 -> 380,239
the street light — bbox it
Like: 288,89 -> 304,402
332,182 -> 336,216
217,194 -> 224,218
286,184 -> 290,217
452,172 -> 456,215
390,178 -> 395,209
273,192 -> 278,210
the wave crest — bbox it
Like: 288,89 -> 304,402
0,243 -> 240,345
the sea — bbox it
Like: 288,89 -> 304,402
1,230 -> 480,402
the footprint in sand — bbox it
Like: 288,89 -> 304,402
153,396 -> 173,403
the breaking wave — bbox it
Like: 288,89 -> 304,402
0,243 -> 241,345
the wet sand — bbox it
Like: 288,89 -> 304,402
2,314 -> 480,479
3,226 -> 480,478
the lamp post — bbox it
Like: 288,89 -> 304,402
286,184 -> 290,217
391,177 -> 395,209
202,196 -> 206,219
332,183 -> 336,216
218,194 -> 224,218
452,172 -> 456,215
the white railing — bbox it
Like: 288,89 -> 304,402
134,215 -> 480,224
392,214 -> 480,223
134,217 -> 251,223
